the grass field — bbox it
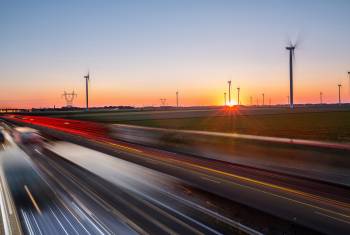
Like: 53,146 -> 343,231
114,110 -> 350,142
37,106 -> 350,142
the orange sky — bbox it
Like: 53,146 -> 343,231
1,1 -> 350,108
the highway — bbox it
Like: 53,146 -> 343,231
1,115 -> 350,234
0,124 -> 262,234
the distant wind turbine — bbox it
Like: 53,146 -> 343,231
84,71 -> 90,111
286,41 -> 297,109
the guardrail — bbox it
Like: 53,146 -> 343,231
110,124 -> 350,187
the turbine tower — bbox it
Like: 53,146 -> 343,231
286,42 -> 296,109
237,87 -> 240,105
176,90 -> 179,107
84,72 -> 90,111
224,92 -> 227,106
348,71 -> 350,97
227,80 -> 232,105
320,92 -> 323,104
262,93 -> 265,106
338,84 -> 342,105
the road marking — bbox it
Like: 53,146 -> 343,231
0,172 -> 13,215
110,142 -> 350,211
24,185 -> 42,215
53,202 -> 79,235
201,176 -> 221,184
181,161 -> 350,221
21,209 -> 34,235
106,142 -> 350,221
106,141 -> 143,154
73,204 -> 105,235
315,211 -> 350,225
49,207 -> 69,235
0,180 -> 11,235
28,210 -> 43,235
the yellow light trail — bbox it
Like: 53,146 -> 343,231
24,185 -> 42,215
102,140 -> 350,222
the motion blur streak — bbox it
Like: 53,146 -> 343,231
0,122 -> 259,234
2,115 -> 350,234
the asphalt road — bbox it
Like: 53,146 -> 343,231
1,141 -> 130,234
59,138 -> 350,235
2,116 -> 350,234
0,129 -> 260,234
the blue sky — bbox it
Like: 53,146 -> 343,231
1,0 -> 350,107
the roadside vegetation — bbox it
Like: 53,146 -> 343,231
114,111 -> 350,142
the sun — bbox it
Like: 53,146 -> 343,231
228,100 -> 238,107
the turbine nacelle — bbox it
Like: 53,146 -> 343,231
84,73 -> 90,81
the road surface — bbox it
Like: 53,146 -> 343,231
2,115 -> 350,234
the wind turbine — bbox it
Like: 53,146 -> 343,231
338,84 -> 342,105
84,72 -> 90,111
262,93 -> 265,106
227,80 -> 232,105
224,92 -> 227,106
286,41 -> 297,109
237,87 -> 240,105
348,71 -> 350,97
176,90 -> 179,107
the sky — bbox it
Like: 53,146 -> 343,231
1,0 -> 350,108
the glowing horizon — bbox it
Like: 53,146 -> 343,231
1,1 -> 350,108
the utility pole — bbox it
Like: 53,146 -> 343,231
228,80 -> 232,105
84,72 -> 90,111
338,84 -> 342,105
237,87 -> 240,106
224,92 -> 227,106
320,92 -> 323,104
160,98 -> 167,106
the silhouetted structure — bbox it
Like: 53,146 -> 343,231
227,80 -> 232,104
62,91 -> 77,107
338,84 -> 342,105
262,93 -> 265,106
348,71 -> 350,96
160,98 -> 167,106
176,91 -> 179,107
84,72 -> 90,111
286,42 -> 296,109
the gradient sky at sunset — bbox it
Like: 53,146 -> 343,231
1,0 -> 350,108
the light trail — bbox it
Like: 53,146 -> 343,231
24,185 -> 42,215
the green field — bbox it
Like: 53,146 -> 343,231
40,106 -> 350,142
114,111 -> 350,142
